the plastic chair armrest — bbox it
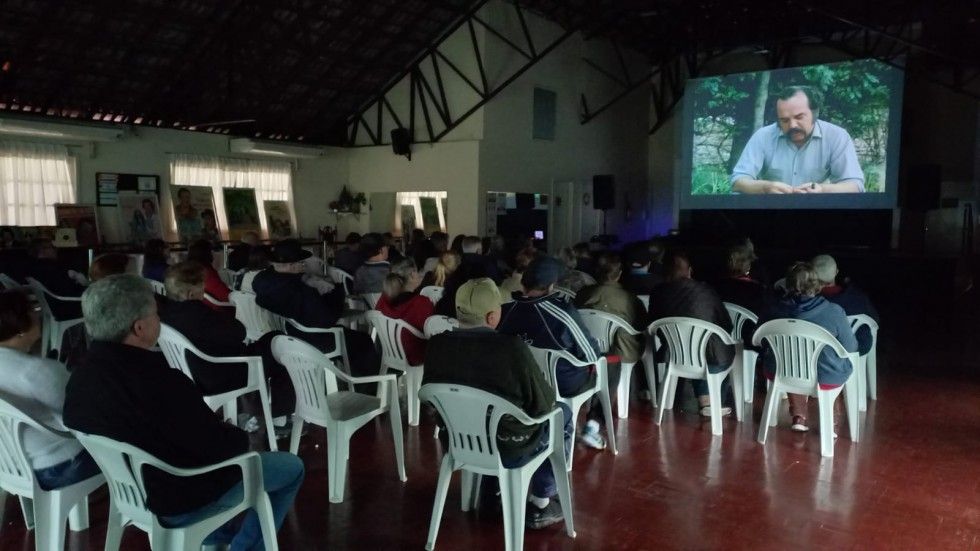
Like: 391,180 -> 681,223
147,451 -> 262,479
336,372 -> 399,385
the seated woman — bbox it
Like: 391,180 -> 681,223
186,239 -> 231,304
234,246 -> 272,293
764,261 -> 858,433
376,259 -> 433,366
141,239 -> 170,282
0,290 -> 100,489
160,261 -> 296,433
419,250 -> 460,290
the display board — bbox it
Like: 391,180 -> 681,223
96,172 -> 160,206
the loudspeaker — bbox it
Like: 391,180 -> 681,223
593,175 -> 615,210
906,163 -> 941,210
390,128 -> 411,156
515,193 -> 535,210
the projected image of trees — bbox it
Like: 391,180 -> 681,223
691,59 -> 892,194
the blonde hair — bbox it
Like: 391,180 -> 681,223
164,261 -> 206,301
433,251 -> 461,287
784,261 -> 823,297
383,259 -> 418,299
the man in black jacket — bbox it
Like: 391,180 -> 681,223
424,278 -> 568,530
649,251 -> 736,417
63,274 -> 303,549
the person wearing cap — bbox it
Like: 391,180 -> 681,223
812,254 -> 878,355
649,250 -> 737,418
496,256 -> 611,450
621,242 -> 664,296
353,232 -> 390,294
423,278 -> 570,529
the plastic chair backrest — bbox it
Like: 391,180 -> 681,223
648,316 -> 736,371
271,336 -> 343,424
419,286 -> 444,305
0,273 -> 21,290
326,267 -> 354,295
0,396 -> 63,496
419,384 -> 537,470
217,268 -> 238,288
637,295 -> 650,310
752,318 -> 850,387
229,291 -> 275,341
423,315 -> 458,338
365,310 -> 423,370
70,432 -> 153,531
578,309 -> 636,354
847,314 -> 879,336
146,279 -> 167,297
363,292 -> 382,309
723,302 -> 759,339
157,324 -> 203,381
25,277 -> 57,320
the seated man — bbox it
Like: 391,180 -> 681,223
63,275 -> 304,549
575,253 -> 648,370
353,233 -> 390,295
620,243 -> 663,297
812,254 -> 879,355
460,235 -> 501,283
253,239 -> 380,384
26,238 -> 85,320
424,278 -> 569,529
497,257 -> 609,450
160,261 -> 296,434
649,251 -> 736,417
332,232 -> 363,277
226,231 -> 260,272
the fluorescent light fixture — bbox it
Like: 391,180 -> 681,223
229,138 -> 324,158
0,118 -> 126,141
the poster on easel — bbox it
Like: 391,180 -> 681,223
419,197 -> 440,233
171,186 -> 219,243
117,192 -> 163,244
222,188 -> 261,241
264,200 -> 293,239
54,204 -> 100,246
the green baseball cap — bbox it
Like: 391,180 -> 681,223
455,277 -> 502,325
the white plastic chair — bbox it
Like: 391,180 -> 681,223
637,294 -> 650,310
419,384 -> 575,551
723,302 -> 760,404
269,316 -> 353,377
229,291 -> 276,344
326,267 -> 354,295
0,397 -> 105,551
649,317 -> 743,436
217,268 -> 238,288
419,286 -> 444,305
0,273 -> 29,292
753,318 -> 861,457
848,314 -> 879,411
423,315 -> 458,338
25,278 -> 84,359
577,309 -> 655,418
362,292 -> 382,310
145,278 -> 167,297
527,347 -> 617,469
203,292 -> 235,308
271,336 -> 406,503
157,324 -> 278,451
365,310 -> 426,426
72,431 -> 278,551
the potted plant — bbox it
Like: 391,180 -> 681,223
351,192 -> 367,214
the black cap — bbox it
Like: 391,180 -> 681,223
272,239 -> 312,263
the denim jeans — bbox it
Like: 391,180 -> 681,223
690,363 -> 732,401
33,451 -> 101,491
500,403 -> 572,498
159,452 -> 305,551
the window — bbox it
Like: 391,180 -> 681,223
395,191 -> 447,234
0,141 -> 77,226
170,154 -> 293,239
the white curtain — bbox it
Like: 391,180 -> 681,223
170,154 -> 292,239
0,141 -> 76,226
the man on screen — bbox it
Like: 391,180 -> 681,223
730,86 -> 864,194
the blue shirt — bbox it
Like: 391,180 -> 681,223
731,120 -> 865,191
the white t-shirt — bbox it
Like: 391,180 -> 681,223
0,347 -> 84,470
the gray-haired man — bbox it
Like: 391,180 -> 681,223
63,274 -> 304,549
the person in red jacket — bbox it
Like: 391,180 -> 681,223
187,239 -> 230,305
376,259 -> 433,366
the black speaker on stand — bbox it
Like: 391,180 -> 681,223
390,128 -> 412,160
593,175 -> 615,236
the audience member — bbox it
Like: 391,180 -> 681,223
419,251 -> 460,289
63,275 -> 303,548
353,233 -> 390,294
621,243 -> 663,296
497,257 -> 608,449
406,229 -> 428,266
649,251 -> 735,417
572,243 -> 596,277
186,240 -> 230,304
0,290 -> 100,491
713,237 -> 773,346
575,253 -> 648,369
161,261 -> 296,432
419,231 -> 448,274
432,245 -> 492,318
498,248 -> 536,298
460,235 -> 500,282
449,234 -> 465,255
555,247 -> 596,293
423,278 -> 569,529
227,231 -> 260,272
646,238 -> 667,277
89,253 -> 130,282
376,259 -> 433,366
142,238 -> 170,282
812,254 -> 878,355
332,232 -> 362,276
764,261 -> 857,433
234,246 -> 272,293
26,238 -> 84,320
383,232 -> 405,263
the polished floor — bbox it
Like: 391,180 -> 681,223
3,283 -> 980,549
